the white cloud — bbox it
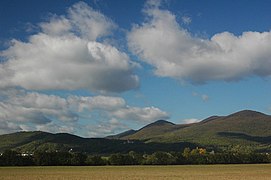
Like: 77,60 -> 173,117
40,1 -> 115,40
0,91 -> 169,137
127,3 -> 271,83
0,1 -> 139,93
192,92 -> 209,102
68,95 -> 169,123
68,95 -> 126,112
113,106 -> 169,122
0,92 -> 78,125
183,118 -> 200,124
35,122 -> 76,134
68,1 -> 116,41
0,121 -> 22,134
40,16 -> 72,36
182,16 -> 192,25
83,118 -> 128,137
9,92 -> 68,110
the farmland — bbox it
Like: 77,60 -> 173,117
0,164 -> 271,180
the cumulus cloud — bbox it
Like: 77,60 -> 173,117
0,121 -> 22,134
192,92 -> 209,102
0,91 -> 169,136
68,95 -> 169,123
181,16 -> 192,25
0,92 -> 78,126
0,1 -> 139,93
83,118 -> 129,137
128,2 -> 271,83
35,122 -> 76,134
113,106 -> 169,122
68,95 -> 126,112
40,16 -> 72,36
183,118 -> 200,124
67,1 -> 116,40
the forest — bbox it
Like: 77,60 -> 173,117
1,147 -> 270,166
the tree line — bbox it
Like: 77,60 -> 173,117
0,147 -> 271,166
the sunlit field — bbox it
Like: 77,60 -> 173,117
0,164 -> 271,180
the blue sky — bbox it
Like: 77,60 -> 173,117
0,0 -> 271,137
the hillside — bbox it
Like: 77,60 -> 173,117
0,131 -> 195,154
162,110 -> 271,146
107,129 -> 136,139
1,110 -> 271,153
117,110 -> 271,150
114,120 -> 191,141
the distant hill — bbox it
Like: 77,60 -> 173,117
1,110 -> 271,153
107,129 -> 136,139
111,120 -> 191,141
115,110 -> 271,151
0,131 -> 195,154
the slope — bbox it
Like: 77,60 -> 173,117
1,110 -> 271,153
107,129 -> 137,139
118,110 -> 271,149
0,131 -> 196,154
148,110 -> 271,147
121,120 -> 192,141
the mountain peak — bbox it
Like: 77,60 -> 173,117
229,110 -> 267,117
149,120 -> 175,126
137,120 -> 175,131
121,120 -> 177,140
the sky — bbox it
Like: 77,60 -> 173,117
0,0 -> 271,137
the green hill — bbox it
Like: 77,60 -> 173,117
0,131 -> 195,154
113,120 -> 191,141
117,110 -> 271,151
1,110 -> 271,153
107,129 -> 136,139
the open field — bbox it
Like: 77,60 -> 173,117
0,164 -> 271,180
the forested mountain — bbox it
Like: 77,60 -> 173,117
110,110 -> 271,151
1,110 -> 271,153
0,131 -> 194,154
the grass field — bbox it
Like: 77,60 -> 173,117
0,164 -> 271,180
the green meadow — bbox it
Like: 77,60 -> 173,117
0,164 -> 271,180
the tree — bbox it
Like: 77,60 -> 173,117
182,147 -> 191,158
33,152 -> 55,166
182,147 -> 191,164
86,155 -> 107,166
128,151 -> 143,165
0,150 -> 33,166
108,153 -> 139,165
2,150 -> 22,166
109,154 -> 124,165
70,153 -> 87,166
170,152 -> 186,164
145,152 -> 176,165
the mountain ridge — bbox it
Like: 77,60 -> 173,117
113,110 -> 271,147
1,110 -> 271,153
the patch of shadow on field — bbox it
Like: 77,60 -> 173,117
218,132 -> 271,144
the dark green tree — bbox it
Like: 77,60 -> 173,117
145,151 -> 176,165
85,155 -> 107,166
70,153 -> 87,166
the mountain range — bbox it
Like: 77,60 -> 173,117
1,110 -> 271,153
112,110 -> 271,144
